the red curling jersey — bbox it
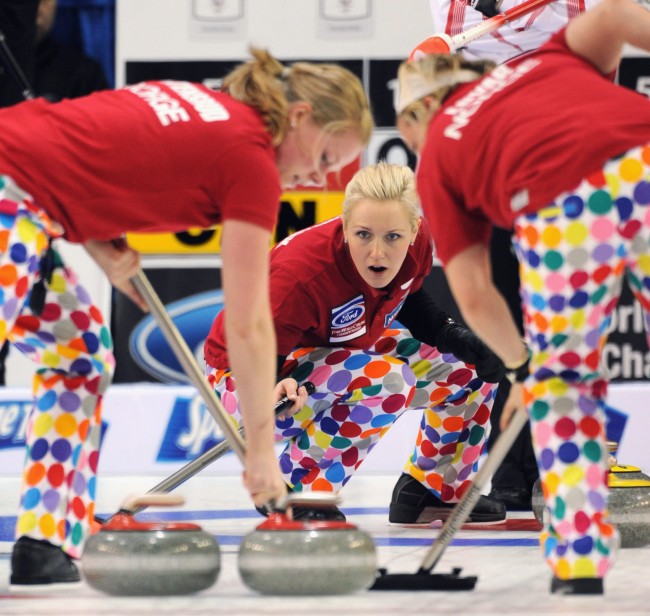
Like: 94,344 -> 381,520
418,29 -> 650,265
204,216 -> 434,369
0,81 -> 281,242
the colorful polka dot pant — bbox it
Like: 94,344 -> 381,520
208,328 -> 496,498
512,145 -> 650,580
0,176 -> 115,558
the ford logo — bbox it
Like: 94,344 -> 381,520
332,305 -> 364,328
129,290 -> 224,383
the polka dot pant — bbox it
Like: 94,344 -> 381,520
0,177 -> 115,558
208,328 -> 496,499
512,144 -> 650,579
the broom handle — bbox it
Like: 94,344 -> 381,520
419,408 -> 529,573
410,0 -> 556,58
130,269 -> 247,462
452,0 -> 555,48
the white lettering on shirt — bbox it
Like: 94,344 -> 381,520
127,83 -> 191,126
442,59 -> 540,140
126,81 -> 229,127
162,81 -> 230,122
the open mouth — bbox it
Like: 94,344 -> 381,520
369,265 -> 387,273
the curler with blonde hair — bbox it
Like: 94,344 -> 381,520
222,48 -> 374,148
395,53 -> 495,120
343,162 -> 421,232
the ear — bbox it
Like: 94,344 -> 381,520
288,101 -> 313,125
411,218 -> 421,244
422,95 -> 440,118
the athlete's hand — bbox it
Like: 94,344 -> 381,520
83,239 -> 148,312
243,449 -> 289,509
274,378 -> 310,419
500,382 -> 526,430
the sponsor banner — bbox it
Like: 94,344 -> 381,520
130,290 -> 223,383
618,56 -> 650,98
0,382 -> 647,476
0,396 -> 31,451
126,191 -> 351,254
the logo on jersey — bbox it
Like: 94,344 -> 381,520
384,296 -> 408,329
330,295 -> 366,342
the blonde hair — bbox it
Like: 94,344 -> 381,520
343,162 -> 420,232
222,48 -> 374,147
396,53 -> 494,120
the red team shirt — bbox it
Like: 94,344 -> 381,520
205,216 -> 434,368
0,81 -> 281,242
418,29 -> 650,265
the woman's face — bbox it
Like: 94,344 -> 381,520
344,198 -> 418,289
276,106 -> 362,188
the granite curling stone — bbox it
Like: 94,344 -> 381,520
238,508 -> 377,595
82,494 -> 221,596
607,475 -> 650,548
532,475 -> 650,548
532,478 -> 545,525
607,441 -> 650,481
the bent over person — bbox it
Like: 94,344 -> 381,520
205,162 -> 506,523
0,48 -> 372,588
395,0 -> 650,594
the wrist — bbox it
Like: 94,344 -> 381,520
505,344 -> 531,384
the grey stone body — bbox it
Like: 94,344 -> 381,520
82,529 -> 221,595
238,526 -> 377,595
532,475 -> 650,548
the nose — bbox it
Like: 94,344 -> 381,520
307,168 -> 325,187
370,238 -> 384,258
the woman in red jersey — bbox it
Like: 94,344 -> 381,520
2,48 -> 373,588
205,162 -> 505,523
395,0 -> 650,594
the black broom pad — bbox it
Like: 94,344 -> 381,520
369,567 -> 477,591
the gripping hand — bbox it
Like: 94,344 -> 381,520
435,319 -> 505,383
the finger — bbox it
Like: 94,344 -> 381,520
500,401 -> 515,431
123,282 -> 149,313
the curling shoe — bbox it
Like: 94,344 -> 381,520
10,536 -> 81,588
488,485 -> 532,511
290,504 -> 346,522
389,473 -> 506,524
550,577 -> 603,595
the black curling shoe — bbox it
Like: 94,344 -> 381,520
389,473 -> 506,524
10,536 -> 81,587
290,504 -> 346,522
488,485 -> 533,511
551,576 -> 604,595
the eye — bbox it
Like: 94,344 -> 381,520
320,152 -> 331,170
356,230 -> 371,240
386,233 -> 402,242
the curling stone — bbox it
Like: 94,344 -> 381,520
607,475 -> 650,548
82,494 -> 220,596
238,493 -> 377,595
607,440 -> 650,481
532,478 -> 545,525
610,464 -> 650,481
532,475 -> 650,548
